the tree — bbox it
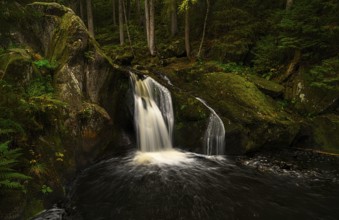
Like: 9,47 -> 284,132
197,0 -> 210,58
170,0 -> 178,37
112,0 -> 116,26
144,0 -> 156,55
119,0 -> 124,45
86,0 -> 94,37
79,0 -> 85,21
180,0 -> 197,59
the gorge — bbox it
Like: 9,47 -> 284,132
0,1 -> 338,220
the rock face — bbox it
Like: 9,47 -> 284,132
1,3 -> 132,169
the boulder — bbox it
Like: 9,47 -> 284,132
293,114 -> 339,154
284,70 -> 339,115
245,74 -> 284,98
154,67 -> 300,154
2,2 -> 132,171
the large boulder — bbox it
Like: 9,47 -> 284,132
1,2 -> 132,169
293,114 -> 339,154
154,64 -> 300,154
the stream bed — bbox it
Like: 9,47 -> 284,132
64,149 -> 339,220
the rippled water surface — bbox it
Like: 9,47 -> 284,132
70,150 -> 339,220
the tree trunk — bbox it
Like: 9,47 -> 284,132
112,0 -> 116,26
185,7 -> 191,59
123,0 -> 134,55
127,0 -> 131,21
286,0 -> 293,10
86,0 -> 94,37
136,0 -> 143,26
144,0 -> 150,48
278,49 -> 301,82
119,0 -> 124,45
197,0 -> 209,58
170,0 -> 178,37
149,0 -> 156,56
79,0 -> 85,21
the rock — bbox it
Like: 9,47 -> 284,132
0,48 -> 33,84
154,68 -> 300,154
294,114 -> 339,154
2,2 -> 132,170
115,52 -> 134,66
245,74 -> 284,98
284,70 -> 339,115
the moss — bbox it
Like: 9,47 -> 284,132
312,114 -> 339,154
22,199 -> 44,219
201,73 -> 279,120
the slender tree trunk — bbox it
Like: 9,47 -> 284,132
185,7 -> 191,58
149,0 -> 156,56
112,0 -> 117,26
286,0 -> 293,10
170,0 -> 178,37
69,0 -> 77,14
119,0 -> 125,45
123,0 -> 134,55
86,0 -> 94,37
79,0 -> 85,21
197,0 -> 209,58
127,0 -> 131,21
136,0 -> 143,26
145,0 -> 150,48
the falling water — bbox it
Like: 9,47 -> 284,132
130,72 -> 174,152
196,98 -> 225,155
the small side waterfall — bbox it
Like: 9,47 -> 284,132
130,73 -> 174,152
196,98 -> 225,155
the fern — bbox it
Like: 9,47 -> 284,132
0,142 -> 31,192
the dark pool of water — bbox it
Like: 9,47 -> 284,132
68,150 -> 339,220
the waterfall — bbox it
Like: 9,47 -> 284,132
130,72 -> 174,152
196,98 -> 225,155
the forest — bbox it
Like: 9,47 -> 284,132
0,0 -> 339,219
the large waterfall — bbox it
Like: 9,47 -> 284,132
196,98 -> 225,155
130,72 -> 174,152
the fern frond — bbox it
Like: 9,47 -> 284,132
0,180 -> 24,190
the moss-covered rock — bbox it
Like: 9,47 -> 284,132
0,48 -> 33,84
294,114 -> 339,154
285,70 -> 339,115
0,2 -> 132,215
155,63 -> 300,154
245,74 -> 284,98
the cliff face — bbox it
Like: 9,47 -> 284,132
1,2 -> 133,171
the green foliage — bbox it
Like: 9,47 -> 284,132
309,57 -> 339,90
0,141 -> 31,192
33,59 -> 58,70
252,35 -> 285,75
179,0 -> 198,12
41,184 -> 53,194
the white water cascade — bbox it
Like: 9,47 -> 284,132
196,98 -> 225,155
130,73 -> 174,152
